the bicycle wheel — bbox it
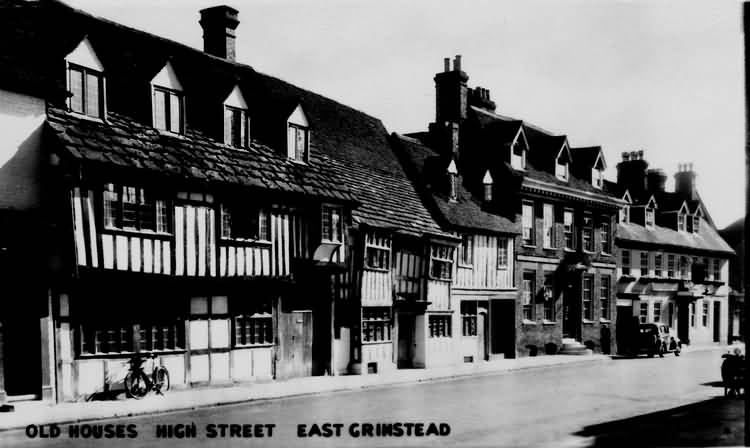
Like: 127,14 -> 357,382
124,371 -> 149,399
155,367 -> 170,393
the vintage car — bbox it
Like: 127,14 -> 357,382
635,323 -> 681,357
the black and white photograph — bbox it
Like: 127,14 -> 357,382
0,0 -> 746,446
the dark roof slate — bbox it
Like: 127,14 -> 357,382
617,221 -> 734,256
46,107 -> 356,203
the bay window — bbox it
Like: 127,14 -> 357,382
429,244 -> 455,280
428,314 -> 452,338
365,231 -> 391,270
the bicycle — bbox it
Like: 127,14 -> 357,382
123,353 -> 170,399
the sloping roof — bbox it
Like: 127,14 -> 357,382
393,133 -> 519,235
571,146 -> 604,169
46,107 -> 356,203
617,221 -> 734,255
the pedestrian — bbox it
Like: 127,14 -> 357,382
600,324 -> 611,355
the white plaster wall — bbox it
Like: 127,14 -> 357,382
333,328 -> 350,375
0,89 -> 46,210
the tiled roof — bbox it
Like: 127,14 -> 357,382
617,221 -> 734,255
393,134 -> 519,235
46,107 -> 356,204
325,153 -> 448,238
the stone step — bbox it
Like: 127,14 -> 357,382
559,339 -> 593,356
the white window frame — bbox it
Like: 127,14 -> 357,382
365,231 -> 392,271
522,201 -> 535,246
321,205 -> 343,244
459,234 -> 473,267
645,208 -> 655,228
563,209 -> 575,250
555,157 -> 568,181
429,244 -> 455,281
543,203 -> 555,248
497,237 -> 509,270
224,106 -> 250,149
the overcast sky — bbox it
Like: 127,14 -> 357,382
66,0 -> 746,229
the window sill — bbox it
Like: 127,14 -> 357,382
428,277 -> 453,283
542,246 -> 557,251
522,244 -> 536,249
364,266 -> 390,273
362,340 -> 393,345
321,239 -> 343,246
156,129 -> 186,139
522,319 -> 537,326
66,110 -> 106,123
102,228 -> 173,239
542,320 -> 557,326
220,237 -> 272,247
599,318 -> 612,324
233,343 -> 274,349
563,248 -> 576,253
458,263 -> 473,269
600,252 -> 613,257
582,319 -> 595,325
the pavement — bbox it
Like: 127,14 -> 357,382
0,344 -> 728,433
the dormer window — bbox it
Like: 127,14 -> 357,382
287,104 -> 310,162
223,85 -> 250,149
592,168 -> 603,189
151,62 -> 184,134
693,215 -> 700,233
65,37 -> 105,119
620,205 -> 629,223
645,208 -> 655,227
678,212 -> 687,232
510,128 -> 529,170
555,158 -> 568,181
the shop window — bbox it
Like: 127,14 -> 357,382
68,64 -> 104,118
362,307 -> 391,342
365,231 -> 391,270
582,275 -> 593,320
429,244 -> 455,281
459,234 -> 473,266
321,205 -> 343,243
221,204 -> 270,241
461,301 -> 478,336
653,302 -> 661,323
639,302 -> 648,324
543,274 -> 555,321
428,314 -> 452,338
522,201 -> 534,245
102,183 -> 170,233
600,276 -> 611,320
80,325 -> 134,355
497,238 -> 509,270
563,209 -> 575,250
582,213 -> 594,252
234,300 -> 273,346
522,272 -> 535,321
139,322 -> 185,352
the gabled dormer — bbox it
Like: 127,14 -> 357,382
65,36 -> 105,119
591,150 -> 606,189
223,85 -> 250,149
571,146 -> 606,188
510,126 -> 530,170
691,204 -> 704,234
620,190 -> 632,223
150,61 -> 184,134
629,194 -> 656,227
676,201 -> 689,232
644,196 -> 657,228
287,104 -> 309,162
482,169 -> 493,202
554,139 -> 572,181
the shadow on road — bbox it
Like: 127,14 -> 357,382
573,396 -> 744,447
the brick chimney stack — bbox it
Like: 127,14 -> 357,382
674,163 -> 698,200
200,6 -> 240,61
430,55 -> 469,158
616,150 -> 649,196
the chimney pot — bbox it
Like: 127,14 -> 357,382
200,5 -> 240,61
444,58 -> 450,72
454,55 -> 462,72
622,152 -> 630,162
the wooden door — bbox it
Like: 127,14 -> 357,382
490,300 -> 515,358
277,311 -> 312,380
397,313 -> 415,368
478,309 -> 488,361
3,313 -> 41,397
713,301 -> 721,342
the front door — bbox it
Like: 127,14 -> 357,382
477,307 -> 489,361
490,300 -> 515,358
3,313 -> 41,397
188,296 -> 231,385
397,313 -> 415,368
677,302 -> 689,344
562,285 -> 580,340
277,310 -> 312,379
713,301 -> 721,343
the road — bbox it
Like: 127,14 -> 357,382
0,349 -> 732,447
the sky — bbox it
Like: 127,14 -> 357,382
65,0 -> 746,229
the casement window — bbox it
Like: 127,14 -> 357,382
582,213 -> 594,252
460,234 -> 473,266
654,254 -> 663,277
287,124 -> 309,162
582,275 -> 593,320
429,244 -> 455,281
362,307 -> 392,342
152,86 -> 183,134
234,300 -> 273,347
139,321 -> 185,352
640,252 -> 649,276
690,302 -> 696,326
543,204 -> 554,248
639,302 -> 648,324
461,301 -> 478,336
563,209 -> 575,250
667,254 -> 676,278
220,204 -> 270,241
365,232 -> 391,270
555,157 -> 568,181
600,219 -> 611,253
80,325 -> 134,355
543,273 -> 555,321
702,302 -> 709,327
592,168 -> 603,189
522,272 -> 535,321
645,208 -> 655,228
67,64 -> 104,118
497,238 -> 509,270
102,183 -> 170,233
653,302 -> 662,323
693,216 -> 700,234
678,213 -> 687,232
621,250 -> 631,275
321,205 -> 343,243
620,206 -> 630,224
600,276 -> 611,320
224,106 -> 250,148
522,201 -> 534,245
428,314 -> 452,338
511,139 -> 526,170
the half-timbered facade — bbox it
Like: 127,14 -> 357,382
606,153 -> 734,350
401,56 -> 624,357
0,0 -> 372,402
